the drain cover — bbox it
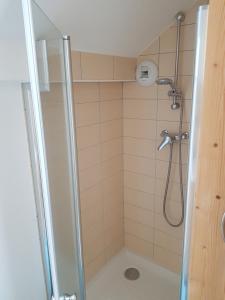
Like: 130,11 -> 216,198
124,267 -> 140,280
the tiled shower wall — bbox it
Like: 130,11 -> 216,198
73,83 -> 124,280
72,0 -> 208,280
123,3 -> 203,273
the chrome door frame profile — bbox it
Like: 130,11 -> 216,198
180,5 -> 209,300
62,35 -> 86,300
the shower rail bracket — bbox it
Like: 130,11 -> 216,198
60,294 -> 77,300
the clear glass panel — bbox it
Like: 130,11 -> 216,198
27,1 -> 84,298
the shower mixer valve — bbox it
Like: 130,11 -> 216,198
157,129 -> 189,151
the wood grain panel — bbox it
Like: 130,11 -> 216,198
189,1 -> 225,299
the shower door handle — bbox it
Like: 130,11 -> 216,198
221,212 -> 225,242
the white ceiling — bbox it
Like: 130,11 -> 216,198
36,0 -> 195,56
36,0 -> 196,57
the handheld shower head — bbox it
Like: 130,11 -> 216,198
155,78 -> 175,89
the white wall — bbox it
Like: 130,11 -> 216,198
0,83 -> 47,300
0,0 -> 28,82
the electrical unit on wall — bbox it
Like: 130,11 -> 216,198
136,60 -> 158,86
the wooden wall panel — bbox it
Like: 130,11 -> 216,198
189,0 -> 225,299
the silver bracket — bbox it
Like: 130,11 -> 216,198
60,294 -> 77,300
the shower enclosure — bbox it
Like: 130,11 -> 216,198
0,0 -> 209,299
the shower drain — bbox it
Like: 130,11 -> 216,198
124,267 -> 140,280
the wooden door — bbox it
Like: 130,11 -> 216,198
189,0 -> 225,299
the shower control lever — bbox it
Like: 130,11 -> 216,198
158,130 -> 189,151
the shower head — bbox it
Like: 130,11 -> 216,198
155,78 -> 175,89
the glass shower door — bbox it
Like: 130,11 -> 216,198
22,1 -> 85,299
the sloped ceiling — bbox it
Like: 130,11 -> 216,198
36,0 -> 196,57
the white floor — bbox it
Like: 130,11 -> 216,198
86,249 -> 180,300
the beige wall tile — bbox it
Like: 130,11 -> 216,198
124,187 -> 154,211
114,56 -> 136,80
154,212 -> 184,239
75,102 -> 100,127
104,203 -> 123,230
80,183 -> 103,212
123,99 -> 157,120
99,82 -> 123,100
124,171 -> 155,194
76,124 -> 100,149
81,194 -> 103,231
79,164 -> 102,192
78,145 -> 101,170
103,185 -> 123,210
123,137 -> 156,159
124,119 -> 156,140
154,230 -> 183,255
124,154 -> 155,177
125,234 -> 154,259
101,155 -> 122,179
81,52 -> 114,80
154,195 -> 185,226
160,26 -> 176,53
83,234 -> 105,264
180,24 -> 196,51
104,222 -> 124,249
101,138 -> 122,161
100,119 -> 122,142
154,246 -> 182,273
155,178 -> 187,201
73,83 -> 99,103
179,51 -> 195,76
71,51 -> 82,80
159,52 -> 176,77
125,218 -> 154,243
156,160 -> 188,183
124,203 -> 154,227
82,221 -> 104,247
123,82 -> 157,99
102,172 -> 123,196
100,100 -> 122,122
